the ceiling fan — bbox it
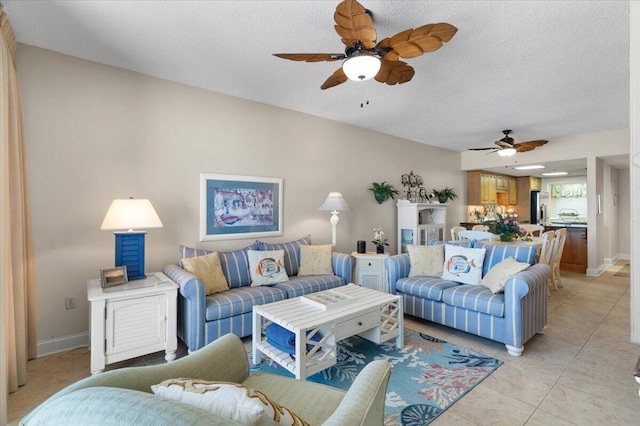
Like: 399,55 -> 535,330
469,130 -> 548,157
273,0 -> 457,90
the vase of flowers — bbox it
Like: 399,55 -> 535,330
486,213 -> 525,242
372,228 -> 388,254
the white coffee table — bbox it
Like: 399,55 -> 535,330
252,284 -> 403,380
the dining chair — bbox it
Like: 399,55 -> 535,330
520,224 -> 545,238
538,230 -> 556,296
471,224 -> 489,232
550,228 -> 567,290
458,230 -> 494,243
450,226 -> 466,241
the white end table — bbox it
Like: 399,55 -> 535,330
352,252 -> 390,293
87,272 -> 178,374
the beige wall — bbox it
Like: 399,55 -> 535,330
16,45 -> 464,350
630,0 -> 639,345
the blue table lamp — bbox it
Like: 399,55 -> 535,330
100,198 -> 163,280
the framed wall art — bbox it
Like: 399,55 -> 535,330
200,173 -> 283,241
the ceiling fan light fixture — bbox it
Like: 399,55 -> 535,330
497,148 -> 516,157
342,55 -> 381,81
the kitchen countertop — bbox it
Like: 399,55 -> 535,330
545,222 -> 588,228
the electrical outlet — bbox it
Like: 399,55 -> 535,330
65,296 -> 76,310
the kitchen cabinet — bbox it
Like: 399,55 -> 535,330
544,226 -> 587,273
467,171 -> 497,205
509,177 -> 517,204
496,175 -> 509,191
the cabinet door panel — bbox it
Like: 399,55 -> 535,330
106,295 -> 166,355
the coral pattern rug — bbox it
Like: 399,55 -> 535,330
250,328 -> 502,425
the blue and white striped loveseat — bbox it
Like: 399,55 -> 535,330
384,241 -> 550,356
163,236 -> 353,352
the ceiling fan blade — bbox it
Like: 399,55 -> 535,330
376,23 -> 457,60
468,147 -> 497,151
515,140 -> 548,152
273,53 -> 345,62
321,67 -> 348,90
374,59 -> 415,85
334,0 -> 376,49
495,140 -> 515,149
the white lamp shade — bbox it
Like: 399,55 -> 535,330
100,198 -> 163,230
318,192 -> 351,211
498,148 -> 517,157
342,55 -> 381,81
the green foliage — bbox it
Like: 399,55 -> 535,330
369,181 -> 400,204
432,187 -> 458,202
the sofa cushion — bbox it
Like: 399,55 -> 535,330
205,286 -> 287,321
442,245 -> 486,285
428,239 -> 472,247
179,244 -> 259,289
298,244 -> 333,276
407,245 -> 444,277
395,276 -> 460,302
181,252 -> 230,295
152,378 -> 308,426
273,275 -> 345,299
472,243 -> 537,277
258,235 -> 311,277
481,257 -> 531,294
248,250 -> 289,285
441,284 -> 505,317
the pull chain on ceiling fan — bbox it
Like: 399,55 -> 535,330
273,0 -> 457,90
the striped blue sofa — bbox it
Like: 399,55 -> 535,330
163,237 -> 353,352
384,241 -> 550,356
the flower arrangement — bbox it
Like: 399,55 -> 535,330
486,213 -> 525,242
372,228 -> 389,253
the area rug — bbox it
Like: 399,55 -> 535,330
250,328 -> 502,425
614,264 -> 630,277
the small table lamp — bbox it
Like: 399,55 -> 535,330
319,192 -> 351,247
100,198 -> 163,280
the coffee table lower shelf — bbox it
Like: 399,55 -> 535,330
255,340 -> 335,378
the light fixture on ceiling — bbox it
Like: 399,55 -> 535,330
497,148 -> 516,157
514,165 -> 546,170
342,55 -> 381,81
541,171 -> 568,176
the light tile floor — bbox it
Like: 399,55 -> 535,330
8,262 -> 639,425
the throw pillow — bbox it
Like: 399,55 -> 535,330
151,378 -> 308,426
248,250 -> 289,286
441,244 -> 486,285
181,252 -> 229,295
297,244 -> 333,276
407,245 -> 445,277
258,236 -> 312,277
481,257 -> 530,294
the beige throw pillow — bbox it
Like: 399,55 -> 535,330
151,378 -> 308,426
181,252 -> 229,295
297,244 -> 333,276
481,257 -> 530,294
407,245 -> 445,277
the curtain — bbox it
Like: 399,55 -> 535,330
0,4 -> 37,423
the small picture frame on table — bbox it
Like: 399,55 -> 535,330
100,266 -> 128,288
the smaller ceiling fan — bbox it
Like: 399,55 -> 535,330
469,130 -> 548,157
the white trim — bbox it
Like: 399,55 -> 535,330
586,264 -> 608,277
37,331 -> 90,357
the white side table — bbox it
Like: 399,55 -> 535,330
351,252 -> 390,293
87,272 -> 178,374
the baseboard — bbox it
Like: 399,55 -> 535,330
604,254 -> 630,264
586,263 -> 609,277
619,253 -> 631,260
37,331 -> 90,357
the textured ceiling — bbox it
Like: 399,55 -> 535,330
2,1 -> 630,152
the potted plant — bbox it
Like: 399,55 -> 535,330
371,228 -> 389,254
432,187 -> 458,204
369,181 -> 400,204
